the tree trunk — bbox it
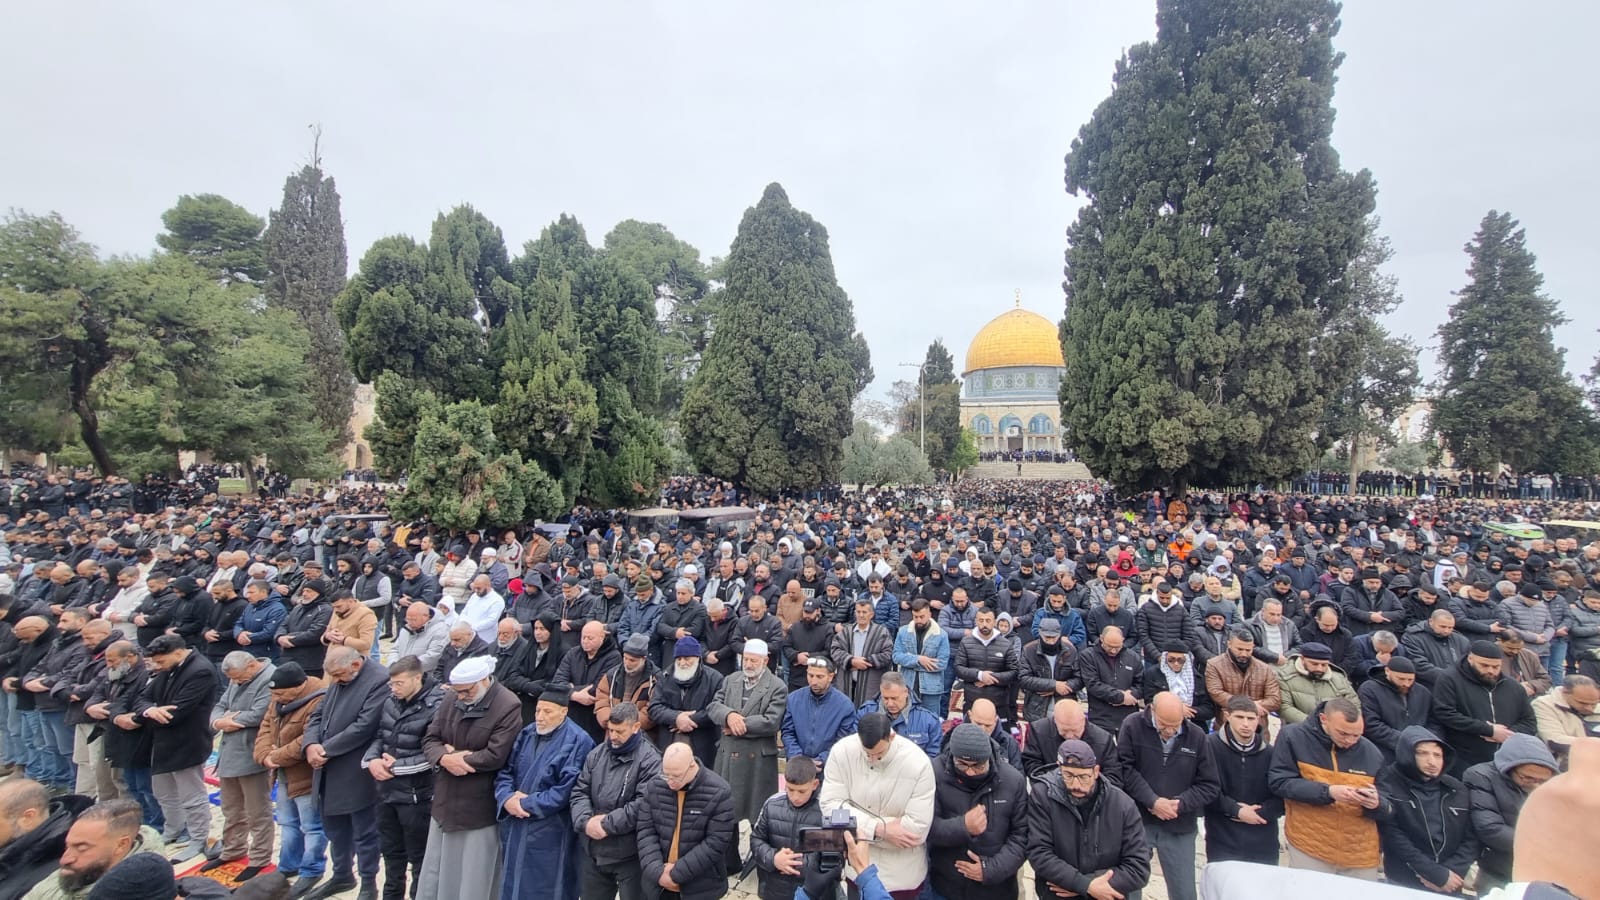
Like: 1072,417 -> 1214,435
1346,430 -> 1362,497
243,463 -> 259,496
69,366 -> 116,476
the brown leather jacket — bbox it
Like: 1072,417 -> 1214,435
252,676 -> 327,798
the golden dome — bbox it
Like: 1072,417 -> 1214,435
963,306 -> 1065,374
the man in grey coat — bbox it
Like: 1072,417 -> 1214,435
706,639 -> 788,873
303,645 -> 389,900
206,651 -> 276,879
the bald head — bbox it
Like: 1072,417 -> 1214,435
968,698 -> 999,732
1052,699 -> 1086,738
13,617 -> 48,641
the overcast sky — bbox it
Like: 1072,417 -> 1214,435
5,1 -> 1595,403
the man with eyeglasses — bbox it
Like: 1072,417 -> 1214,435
926,723 -> 1027,900
1026,739 -> 1149,900
636,743 -> 736,900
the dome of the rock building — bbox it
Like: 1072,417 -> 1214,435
963,308 -> 1065,375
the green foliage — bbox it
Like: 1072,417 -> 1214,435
0,211 -> 338,477
841,422 -> 932,488
157,194 -> 266,285
389,400 -> 563,530
1318,221 -> 1420,462
923,340 -> 957,385
1380,439 -> 1438,474
1433,211 -> 1586,472
1058,0 -> 1375,492
681,184 -> 873,494
492,264 -> 598,502
335,208 -> 500,403
948,427 -> 979,477
363,371 -> 441,479
264,163 -> 352,440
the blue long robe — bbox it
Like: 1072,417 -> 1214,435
494,717 -> 596,900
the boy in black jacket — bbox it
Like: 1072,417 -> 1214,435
749,756 -> 823,900
1204,696 -> 1283,865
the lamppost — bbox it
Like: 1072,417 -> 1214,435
899,362 -> 927,456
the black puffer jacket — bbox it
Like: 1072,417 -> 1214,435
1135,599 -> 1193,664
569,733 -> 663,867
1375,727 -> 1479,890
0,793 -> 94,900
363,677 -> 443,805
749,788 -> 820,900
1026,774 -> 1149,900
636,765 -> 735,900
1400,623 -> 1470,688
927,746 -> 1029,900
279,599 -> 333,673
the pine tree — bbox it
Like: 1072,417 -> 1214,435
389,400 -> 563,530
264,160 -> 353,441
923,340 -> 957,386
1434,211 -> 1587,474
1059,0 -> 1375,492
157,194 -> 266,285
1317,220 -> 1419,491
602,221 -> 712,415
681,184 -> 872,493
335,209 -> 499,404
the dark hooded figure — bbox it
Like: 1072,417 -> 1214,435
1374,726 -> 1479,894
168,576 -> 213,652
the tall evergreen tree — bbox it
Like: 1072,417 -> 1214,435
1317,220 -> 1419,490
157,194 -> 266,285
923,340 -> 957,386
264,160 -> 353,441
1059,0 -> 1375,491
335,208 -> 500,403
389,400 -> 563,530
1434,211 -> 1584,473
603,220 -> 713,415
680,184 -> 872,493
492,262 -> 597,504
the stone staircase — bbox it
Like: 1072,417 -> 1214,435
966,460 -> 1095,481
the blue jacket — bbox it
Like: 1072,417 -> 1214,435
859,592 -> 899,631
780,687 -> 858,764
858,699 -> 943,759
1030,606 -> 1087,648
616,594 -> 663,646
891,621 -> 950,699
233,599 -> 287,659
796,863 -> 889,900
937,602 -> 978,645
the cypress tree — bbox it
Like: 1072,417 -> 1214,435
681,183 -> 872,493
264,161 -> 353,441
1434,211 -> 1587,474
1059,0 -> 1375,491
